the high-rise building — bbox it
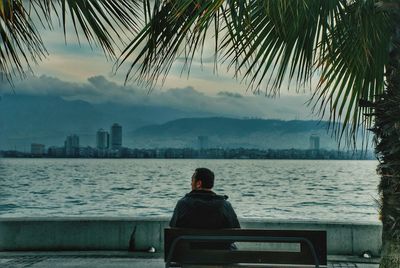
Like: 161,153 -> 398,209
31,143 -> 45,156
110,123 -> 122,150
309,135 -> 320,150
65,134 -> 80,157
198,136 -> 209,150
96,129 -> 109,150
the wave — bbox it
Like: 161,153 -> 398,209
0,203 -> 19,211
294,201 -> 334,207
111,187 -> 135,191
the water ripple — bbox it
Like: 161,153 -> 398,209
111,187 -> 135,191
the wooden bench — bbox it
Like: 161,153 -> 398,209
164,228 -> 327,268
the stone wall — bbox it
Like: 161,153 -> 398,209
0,218 -> 381,256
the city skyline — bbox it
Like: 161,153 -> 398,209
5,120 -> 333,157
2,144 -> 374,161
19,119 -> 334,156
4,114 -> 370,153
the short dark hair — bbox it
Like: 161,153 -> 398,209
193,168 -> 214,189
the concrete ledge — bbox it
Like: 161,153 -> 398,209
0,218 -> 381,256
0,251 -> 163,259
240,219 -> 382,256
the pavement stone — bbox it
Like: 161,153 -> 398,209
328,263 -> 379,268
0,254 -> 380,268
0,256 -> 164,268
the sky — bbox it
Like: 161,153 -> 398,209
0,12 -> 321,122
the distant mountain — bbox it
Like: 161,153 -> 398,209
0,94 -> 214,150
130,117 -> 339,149
0,94 -> 348,151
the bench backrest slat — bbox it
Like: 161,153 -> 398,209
165,228 -> 327,267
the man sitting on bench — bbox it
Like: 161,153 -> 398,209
169,168 -> 240,249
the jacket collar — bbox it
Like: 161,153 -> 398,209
189,189 -> 216,195
186,190 -> 228,200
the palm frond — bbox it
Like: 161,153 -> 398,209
0,0 -> 45,83
311,0 -> 391,142
0,0 -> 144,82
118,0 -> 227,87
119,0 -> 392,145
222,0 -> 390,144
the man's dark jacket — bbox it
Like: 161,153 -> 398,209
169,190 -> 240,229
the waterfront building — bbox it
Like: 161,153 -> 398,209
31,143 -> 45,156
198,136 -> 209,150
110,123 -> 122,150
309,135 -> 320,150
96,129 -> 109,150
65,134 -> 80,157
47,146 -> 65,157
80,146 -> 96,158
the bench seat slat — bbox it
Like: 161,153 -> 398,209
174,250 -> 318,265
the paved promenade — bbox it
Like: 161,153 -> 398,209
0,252 -> 380,268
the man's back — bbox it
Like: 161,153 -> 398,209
169,190 -> 240,229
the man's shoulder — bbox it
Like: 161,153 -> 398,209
176,195 -> 188,205
177,193 -> 195,205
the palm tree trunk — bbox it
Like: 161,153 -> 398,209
378,85 -> 400,267
377,6 -> 400,268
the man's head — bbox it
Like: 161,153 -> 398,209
191,168 -> 214,190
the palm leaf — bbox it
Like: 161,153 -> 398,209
118,0 -> 227,88
311,0 -> 391,142
0,0 -> 144,82
119,0 -> 392,144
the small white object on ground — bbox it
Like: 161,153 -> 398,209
362,251 -> 372,259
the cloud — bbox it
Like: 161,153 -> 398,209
25,21 -> 319,99
217,91 -> 243,98
1,75 -> 317,121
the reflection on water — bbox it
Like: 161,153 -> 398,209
0,158 -> 379,222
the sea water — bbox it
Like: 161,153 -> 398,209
0,158 -> 379,222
